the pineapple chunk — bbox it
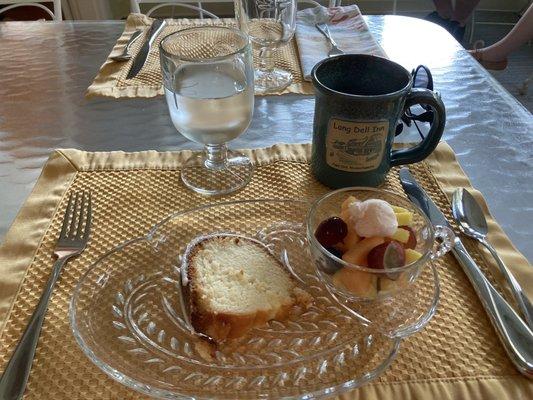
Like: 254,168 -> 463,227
395,211 -> 413,226
392,205 -> 409,214
405,248 -> 423,264
389,227 -> 410,243
333,268 -> 377,299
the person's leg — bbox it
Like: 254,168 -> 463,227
426,0 -> 453,30
479,3 -> 533,61
433,0 -> 453,19
452,0 -> 481,26
445,0 -> 481,41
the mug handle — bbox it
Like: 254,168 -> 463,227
390,88 -> 446,167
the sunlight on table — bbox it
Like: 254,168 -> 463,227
380,17 -> 459,70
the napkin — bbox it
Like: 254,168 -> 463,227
295,5 -> 387,80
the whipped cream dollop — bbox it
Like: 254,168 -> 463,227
347,199 -> 398,237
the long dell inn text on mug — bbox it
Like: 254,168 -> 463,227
311,54 -> 446,187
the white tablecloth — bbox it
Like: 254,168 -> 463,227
0,16 -> 531,261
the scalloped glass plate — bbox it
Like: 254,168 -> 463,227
70,199 -> 437,399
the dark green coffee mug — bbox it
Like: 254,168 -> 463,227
311,54 -> 446,188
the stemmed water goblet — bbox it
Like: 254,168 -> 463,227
160,26 -> 255,195
235,0 -> 297,93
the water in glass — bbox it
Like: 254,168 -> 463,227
165,62 -> 253,145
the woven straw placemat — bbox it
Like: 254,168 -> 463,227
0,143 -> 532,399
86,14 -> 312,99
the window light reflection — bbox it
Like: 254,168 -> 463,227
379,16 -> 459,70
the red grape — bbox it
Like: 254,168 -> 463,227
315,217 -> 348,247
367,241 -> 405,270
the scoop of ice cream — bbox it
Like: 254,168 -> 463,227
347,199 -> 398,238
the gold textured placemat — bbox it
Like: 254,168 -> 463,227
0,143 -> 532,399
86,14 -> 312,99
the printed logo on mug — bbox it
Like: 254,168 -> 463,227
311,54 -> 446,187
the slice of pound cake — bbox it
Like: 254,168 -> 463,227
184,235 -> 311,342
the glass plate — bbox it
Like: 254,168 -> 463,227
70,199 -> 436,399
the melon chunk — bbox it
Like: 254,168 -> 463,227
342,237 -> 385,266
336,230 -> 361,252
379,273 -> 410,293
340,208 -> 351,224
333,268 -> 377,299
341,196 -> 359,212
340,196 -> 359,224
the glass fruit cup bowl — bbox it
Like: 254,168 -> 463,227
307,187 -> 454,304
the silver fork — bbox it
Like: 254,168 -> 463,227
315,23 -> 344,57
111,29 -> 142,62
0,191 -> 92,400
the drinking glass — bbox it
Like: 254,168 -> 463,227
235,0 -> 297,93
160,27 -> 254,195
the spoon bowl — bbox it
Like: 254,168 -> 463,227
452,188 -> 533,329
452,188 -> 488,239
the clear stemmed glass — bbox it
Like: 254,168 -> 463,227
235,0 -> 297,93
160,27 -> 254,195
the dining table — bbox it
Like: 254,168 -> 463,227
0,13 -> 533,400
0,16 -> 531,262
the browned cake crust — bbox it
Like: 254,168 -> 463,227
185,235 -> 310,342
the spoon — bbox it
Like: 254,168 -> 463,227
111,29 -> 142,62
452,188 -> 533,329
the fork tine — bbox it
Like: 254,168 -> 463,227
59,192 -> 76,239
75,192 -> 88,239
67,192 -> 81,238
82,191 -> 92,240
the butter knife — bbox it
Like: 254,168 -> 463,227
399,167 -> 533,378
126,19 -> 166,80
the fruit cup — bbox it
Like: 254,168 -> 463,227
307,188 -> 454,337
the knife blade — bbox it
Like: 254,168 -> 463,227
126,19 -> 166,80
399,167 -> 533,379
